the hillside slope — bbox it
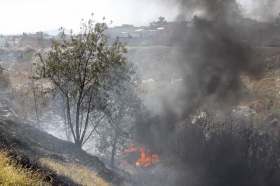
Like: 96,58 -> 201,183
1,46 -> 279,83
1,46 -> 280,185
126,46 -> 280,81
0,115 -> 124,185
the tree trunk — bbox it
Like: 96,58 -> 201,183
62,102 -> 71,141
32,84 -> 40,129
111,127 -> 120,169
111,104 -> 124,169
75,92 -> 82,148
66,95 -> 76,143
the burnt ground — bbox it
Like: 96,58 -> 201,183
0,114 -> 126,186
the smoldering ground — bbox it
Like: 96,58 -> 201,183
133,0 -> 280,185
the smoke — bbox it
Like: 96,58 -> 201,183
144,0 -> 261,126
133,0 -> 280,185
140,0 -> 259,138
172,0 -> 220,21
152,0 -> 279,22
133,0 -> 265,146
241,0 -> 280,21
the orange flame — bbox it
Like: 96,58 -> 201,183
125,147 -> 159,167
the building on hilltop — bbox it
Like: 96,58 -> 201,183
135,29 -> 156,38
106,13 -> 280,46
7,37 -> 21,47
29,31 -> 43,39
0,37 -> 7,47
36,32 -> 43,39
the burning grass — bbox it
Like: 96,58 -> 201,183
0,150 -> 50,186
39,158 -> 109,186
124,147 -> 159,167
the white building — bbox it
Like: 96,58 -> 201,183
156,26 -> 171,38
15,38 -> 21,47
0,37 -> 7,47
135,29 -> 156,38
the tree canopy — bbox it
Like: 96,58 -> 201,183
37,16 -> 133,148
150,16 -> 167,29
96,68 -> 142,168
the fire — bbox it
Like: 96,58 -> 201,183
120,162 -> 128,167
124,147 -> 159,167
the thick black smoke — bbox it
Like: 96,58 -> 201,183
173,0 -> 220,21
151,0 -> 262,127
158,0 -> 279,22
136,0 -> 253,140
134,0 -> 279,185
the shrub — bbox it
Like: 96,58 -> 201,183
137,111 -> 280,186
0,65 -> 11,91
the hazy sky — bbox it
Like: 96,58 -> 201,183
0,0 -> 279,35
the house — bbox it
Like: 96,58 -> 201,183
36,32 -> 43,39
156,26 -> 170,37
0,37 -> 7,47
106,24 -> 137,38
15,38 -> 21,47
135,29 -> 156,38
29,31 -> 43,39
6,37 -> 21,47
154,26 -> 171,45
7,37 -> 15,47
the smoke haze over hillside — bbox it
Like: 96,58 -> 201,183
132,1 -> 280,185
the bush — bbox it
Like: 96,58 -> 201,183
22,51 -> 33,62
137,111 -> 280,186
166,117 -> 280,186
5,82 -> 50,124
0,65 -> 11,91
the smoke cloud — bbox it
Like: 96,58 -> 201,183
145,0 -> 262,125
134,0 -> 279,185
241,0 -> 280,21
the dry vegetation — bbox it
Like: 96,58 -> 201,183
0,150 -> 50,186
0,61 -> 31,86
40,158 -> 109,186
0,149 -> 110,186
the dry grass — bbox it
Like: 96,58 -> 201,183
40,158 -> 109,186
0,61 -> 31,86
0,150 -> 50,186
